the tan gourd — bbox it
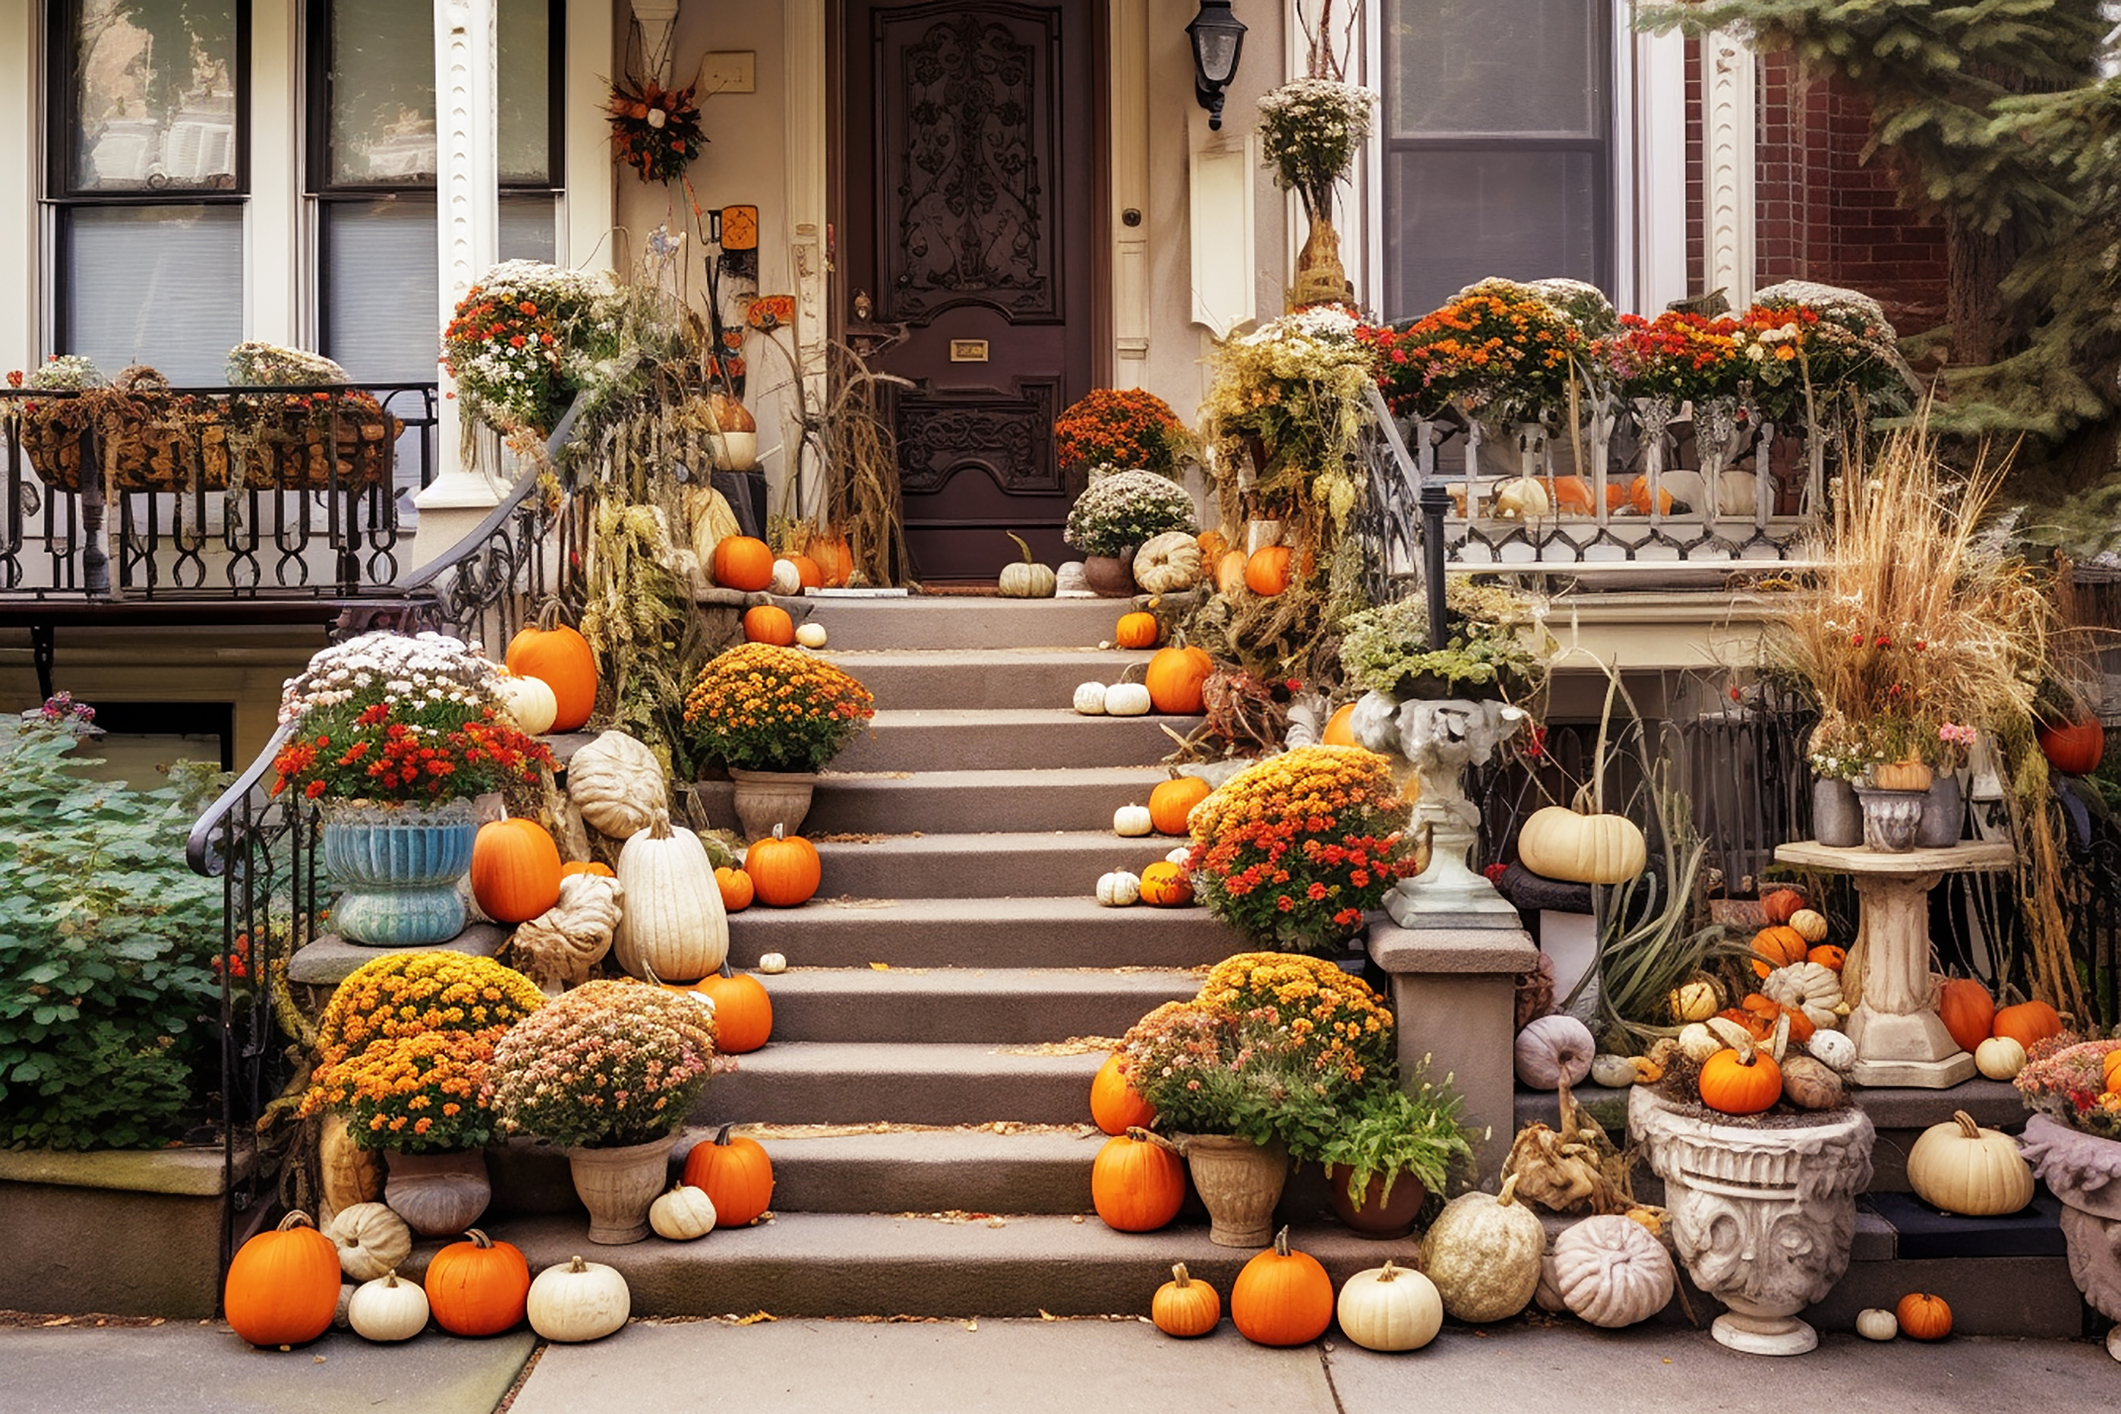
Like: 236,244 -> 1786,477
525,1255 -> 630,1343
510,872 -> 625,996
1132,530 -> 1203,593
1516,801 -> 1647,885
613,809 -> 728,984
325,1201 -> 413,1283
1419,1175 -> 1545,1322
567,730 -> 668,841
316,1113 -> 382,1226
683,485 -> 742,571
1906,1110 -> 2035,1216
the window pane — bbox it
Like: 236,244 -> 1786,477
1384,149 -> 1599,319
498,0 -> 553,185
67,0 -> 240,192
1388,0 -> 1603,139
62,204 -> 243,383
500,195 -> 558,263
321,198 -> 439,381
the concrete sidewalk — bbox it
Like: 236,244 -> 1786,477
1,1315 -> 2113,1413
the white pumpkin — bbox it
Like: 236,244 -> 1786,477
1788,908 -> 1830,943
494,672 -> 559,736
1807,1028 -> 1857,1073
1096,870 -> 1141,907
1514,1014 -> 1596,1089
346,1269 -> 429,1343
1166,846 -> 1191,866
1974,1035 -> 2026,1080
613,808 -> 729,983
1516,805 -> 1647,885
1103,682 -> 1152,716
1589,1053 -> 1638,1089
1132,530 -> 1203,594
1677,1023 -> 1724,1063
648,1183 -> 717,1241
1073,682 -> 1108,715
1492,475 -> 1552,521
757,952 -> 788,975
1113,804 -> 1153,837
1419,1175 -> 1546,1322
526,1255 -> 630,1343
1548,1214 -> 1676,1328
795,622 -> 828,649
1906,1110 -> 2035,1216
1335,1260 -> 1443,1352
1857,1307 -> 1899,1341
325,1201 -> 413,1282
1762,961 -> 1844,1031
567,730 -> 668,840
769,558 -> 803,596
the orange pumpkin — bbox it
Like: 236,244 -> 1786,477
787,554 -> 824,588
1544,475 -> 1597,515
505,611 -> 598,732
2036,718 -> 2105,776
1153,1262 -> 1221,1338
1627,476 -> 1673,516
222,1210 -> 340,1348
1896,1291 -> 1953,1341
1090,1052 -> 1156,1135
745,824 -> 821,908
1806,944 -> 1847,973
1761,888 -> 1807,925
1741,992 -> 1814,1044
471,817 -> 563,923
1138,861 -> 1195,907
2100,1047 -> 2121,1091
1937,978 -> 1996,1055
1091,1127 -> 1186,1232
1322,703 -> 1358,747
1197,530 -> 1231,564
561,860 -> 616,878
424,1229 -> 530,1337
743,604 -> 797,646
682,1123 -> 774,1226
1149,776 -> 1212,835
1992,999 -> 2065,1050
1244,546 -> 1293,597
1215,549 -> 1249,597
696,967 -> 773,1053
807,533 -> 855,588
1230,1226 -> 1334,1347
711,536 -> 776,592
1145,645 -> 1213,715
1751,925 -> 1810,969
1115,612 -> 1161,650
1699,1043 -> 1783,1115
714,865 -> 755,913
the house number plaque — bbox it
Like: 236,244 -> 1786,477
949,340 -> 990,362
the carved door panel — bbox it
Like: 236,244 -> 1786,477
842,0 -> 1095,580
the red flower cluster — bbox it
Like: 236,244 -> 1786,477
1362,292 -> 1578,423
272,704 -> 552,805
1594,311 -> 1743,405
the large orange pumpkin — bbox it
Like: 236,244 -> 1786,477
1145,645 -> 1213,715
471,817 -> 563,924
714,864 -> 755,913
1992,999 -> 2065,1050
1230,1226 -> 1334,1346
1090,1052 -> 1156,1135
505,612 -> 597,732
2036,718 -> 2105,776
1751,925 -> 1810,969
807,533 -> 854,588
711,536 -> 776,592
1115,612 -> 1161,650
742,604 -> 796,646
223,1210 -> 341,1348
1149,775 -> 1212,834
424,1228 -> 530,1337
682,1123 -> 774,1226
696,967 -> 773,1053
1937,977 -> 1996,1055
1244,546 -> 1293,597
744,825 -> 820,908
1091,1128 -> 1186,1232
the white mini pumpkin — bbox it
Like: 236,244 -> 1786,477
1513,1014 -> 1596,1089
1335,1261 -> 1443,1352
1073,682 -> 1108,715
1667,977 -> 1719,1023
1103,682 -> 1152,716
757,952 -> 789,975
494,673 -> 559,736
1096,870 -> 1141,907
1762,961 -> 1844,1031
1906,1110 -> 2035,1216
326,1201 -> 413,1282
1548,1214 -> 1676,1328
769,558 -> 803,596
1132,530 -> 1203,594
1974,1034 -> 2026,1080
795,622 -> 828,649
567,730 -> 668,841
1857,1307 -> 1899,1341
1166,846 -> 1190,866
648,1183 -> 717,1241
1677,1022 -> 1724,1063
1113,804 -> 1153,837
1419,1175 -> 1545,1322
1492,475 -> 1551,521
1588,1053 -> 1638,1089
1787,908 -> 1830,943
526,1255 -> 630,1343
346,1269 -> 429,1343
1807,1028 -> 1857,1073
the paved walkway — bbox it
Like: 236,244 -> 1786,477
1,1316 -> 2115,1413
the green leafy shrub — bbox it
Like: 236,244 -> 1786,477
0,720 -> 227,1149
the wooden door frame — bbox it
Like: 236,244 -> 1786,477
825,0 -> 1113,389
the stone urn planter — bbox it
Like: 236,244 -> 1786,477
318,799 -> 478,946
1629,1087 -> 1874,1355
2019,1113 -> 2121,1350
726,768 -> 815,843
564,1136 -> 675,1244
1177,1134 -> 1287,1248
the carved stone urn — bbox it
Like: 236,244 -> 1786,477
2019,1113 -> 2121,1344
1350,689 -> 1526,923
1629,1087 -> 1875,1356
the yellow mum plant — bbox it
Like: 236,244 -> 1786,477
681,642 -> 876,772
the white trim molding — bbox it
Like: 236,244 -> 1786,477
565,0 -> 617,273
1701,27 -> 1756,307
1110,0 -> 1150,365
1189,120 -> 1257,338
785,0 -> 828,519
1632,20 -> 1689,312
0,3 -> 39,374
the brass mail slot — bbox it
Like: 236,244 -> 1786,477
949,339 -> 990,362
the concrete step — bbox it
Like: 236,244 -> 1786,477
824,648 -> 1150,711
833,709 -> 1201,773
694,766 -> 1174,836
724,895 -> 1245,970
766,595 -> 1143,652
702,1042 -> 1103,1127
761,967 -> 1199,1044
810,831 -> 1189,901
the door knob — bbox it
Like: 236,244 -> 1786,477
852,289 -> 873,322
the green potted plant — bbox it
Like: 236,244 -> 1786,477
1061,468 -> 1199,595
1307,1062 -> 1476,1240
1338,580 -> 1547,703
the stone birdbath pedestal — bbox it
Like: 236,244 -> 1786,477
1351,690 -> 1526,924
1774,839 -> 2013,1087
1630,1086 -> 1875,1356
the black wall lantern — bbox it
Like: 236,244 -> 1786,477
1186,0 -> 1247,131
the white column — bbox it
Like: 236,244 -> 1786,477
786,0 -> 829,521
565,0 -> 617,274
412,0 -> 504,567
1702,28 -> 1757,307
248,1 -> 301,346
0,4 -> 38,373
1632,23 -> 1690,312
633,0 -> 682,86
1109,0 -> 1150,369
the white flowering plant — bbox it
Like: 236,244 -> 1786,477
1063,469 -> 1199,558
1258,78 -> 1377,220
442,260 -> 619,434
18,354 -> 108,391
278,631 -> 501,723
226,342 -> 353,387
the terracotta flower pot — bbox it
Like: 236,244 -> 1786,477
1325,1164 -> 1426,1240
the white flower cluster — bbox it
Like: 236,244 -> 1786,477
1256,77 -> 1377,146
25,354 -> 108,391
279,630 -> 500,722
226,342 -> 353,387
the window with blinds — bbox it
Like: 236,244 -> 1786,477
1379,0 -> 1612,321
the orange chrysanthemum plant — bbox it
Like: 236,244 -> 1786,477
1052,387 -> 1194,478
681,642 -> 876,772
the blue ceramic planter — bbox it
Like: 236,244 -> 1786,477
319,801 -> 478,946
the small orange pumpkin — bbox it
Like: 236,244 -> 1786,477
1091,1127 -> 1185,1232
787,553 -> 824,588
807,532 -> 855,588
505,609 -> 598,732
2036,718 -> 2105,776
682,1123 -> 774,1226
1807,944 -> 1847,973
1145,645 -> 1213,715
561,860 -> 616,879
223,1210 -> 341,1348
1230,1226 -> 1334,1347
1699,1040 -> 1783,1115
1742,991 -> 1814,1044
1627,476 -> 1673,515
1138,860 -> 1195,907
471,817 -> 564,924
424,1229 -> 530,1337
1149,776 -> 1212,835
1992,999 -> 2065,1050
1153,1262 -> 1221,1338
1937,977 -> 1996,1054
1896,1291 -> 1953,1341
1544,475 -> 1597,515
1322,703 -> 1358,747
745,824 -> 821,908
1244,545 -> 1293,597
1761,888 -> 1807,924
1751,925 -> 1810,969
1717,1006 -> 1774,1042
711,535 -> 776,592
743,604 -> 797,646
696,966 -> 773,1053
1115,612 -> 1161,650
1197,529 -> 1230,564
1090,1052 -> 1156,1135
714,864 -> 755,913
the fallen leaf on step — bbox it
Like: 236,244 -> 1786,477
965,1319 -> 977,1332
732,1311 -> 777,1325
1039,1310 -> 1057,1321
41,1317 -> 69,1327
870,962 -> 891,970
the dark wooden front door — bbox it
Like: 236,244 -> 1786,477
840,0 -> 1097,581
